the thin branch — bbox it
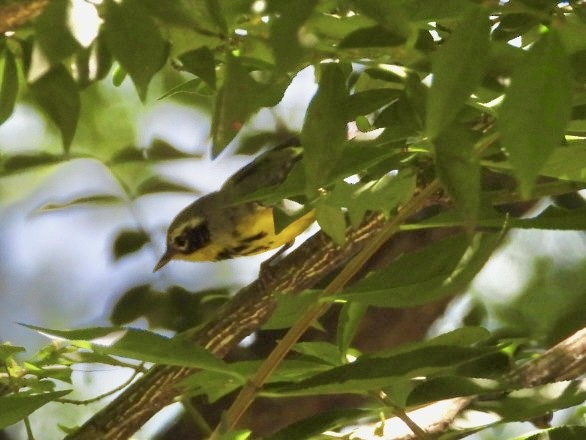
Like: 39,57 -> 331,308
0,0 -> 48,34
348,326 -> 586,439
211,179 -> 442,437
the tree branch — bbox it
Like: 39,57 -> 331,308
66,212 -> 395,439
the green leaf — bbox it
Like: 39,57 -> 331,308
433,125 -> 480,228
337,233 -> 501,307
30,65 -> 80,151
345,88 -> 401,122
426,7 -> 490,139
211,53 -> 263,156
263,290 -> 321,330
475,380 -> 586,423
540,141 -> 586,182
270,0 -> 318,71
103,0 -> 169,101
267,408 -> 372,440
339,25 -> 407,48
315,202 -> 346,245
515,426 -> 586,440
271,345 -> 505,396
35,0 -> 80,65
0,344 -> 25,361
135,176 -> 196,195
24,325 -> 233,375
408,376 -> 506,406
301,63 -> 348,194
158,78 -> 209,100
407,204 -> 586,232
1,152 -> 63,173
147,139 -> 196,160
327,171 -> 416,226
36,195 -> 122,212
0,391 -> 71,429
0,48 -> 18,125
336,302 -> 368,358
499,30 -> 574,198
178,46 -> 216,89
112,229 -> 150,260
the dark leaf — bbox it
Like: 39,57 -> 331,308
267,408 -> 372,440
270,0 -> 318,71
345,88 -> 401,121
103,0 -> 169,101
35,0 -> 80,64
301,63 -> 348,194
112,229 -> 150,260
147,139 -> 196,160
433,125 -> 480,228
211,53 -> 263,156
426,7 -> 490,139
337,233 -> 500,307
2,152 -> 63,173
178,46 -> 216,89
30,65 -> 80,151
36,195 -> 122,212
0,48 -> 18,125
339,25 -> 407,48
135,176 -> 196,196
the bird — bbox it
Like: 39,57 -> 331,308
153,142 -> 315,271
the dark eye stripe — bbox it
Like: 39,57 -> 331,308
181,222 -> 211,253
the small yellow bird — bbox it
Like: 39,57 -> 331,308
154,144 -> 314,271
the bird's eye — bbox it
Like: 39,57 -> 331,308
173,236 -> 187,249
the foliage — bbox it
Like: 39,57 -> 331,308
1,0 -> 586,439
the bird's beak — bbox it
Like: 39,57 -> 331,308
153,249 -> 175,272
